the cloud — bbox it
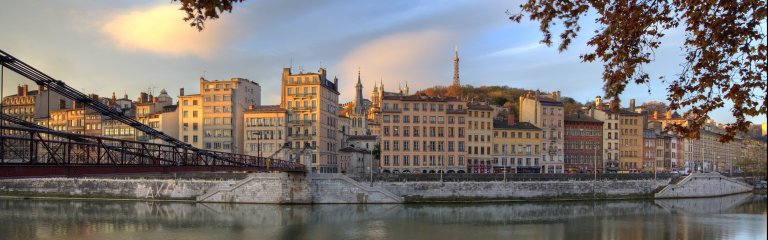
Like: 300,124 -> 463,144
477,42 -> 542,59
334,29 -> 454,102
101,4 -> 231,57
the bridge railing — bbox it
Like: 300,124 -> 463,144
0,125 -> 305,172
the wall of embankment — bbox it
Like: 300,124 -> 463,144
0,173 -> 753,203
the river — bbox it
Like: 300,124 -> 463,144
0,194 -> 765,240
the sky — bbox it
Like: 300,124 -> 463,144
0,0 -> 764,125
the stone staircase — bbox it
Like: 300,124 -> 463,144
655,173 -> 753,198
196,174 -> 257,202
309,174 -> 404,203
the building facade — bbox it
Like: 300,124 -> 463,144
588,97 -> 620,171
280,68 -> 340,173
466,103 -> 494,173
519,91 -> 564,173
564,113 -> 603,173
492,115 -> 543,173
618,100 -> 644,171
379,93 -> 467,173
243,105 -> 288,160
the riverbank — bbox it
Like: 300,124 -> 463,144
0,173 -> 754,203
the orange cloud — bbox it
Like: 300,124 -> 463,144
335,30 -> 453,101
101,4 -> 230,57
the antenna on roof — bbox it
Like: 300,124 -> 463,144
290,57 -> 293,69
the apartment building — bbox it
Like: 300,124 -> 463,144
619,100 -> 644,171
588,96 -> 620,171
379,92 -> 467,173
178,94 -> 203,148
280,68 -> 339,173
178,77 -> 260,154
492,113 -> 542,173
2,84 -> 70,124
519,91 -> 564,173
466,103 -> 494,173
564,113 -> 603,173
243,105 -> 288,160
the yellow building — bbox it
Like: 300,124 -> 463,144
379,92 -> 467,173
2,84 -> 71,124
280,68 -> 340,173
519,91 -> 565,173
588,96 -> 620,170
243,105 -> 288,160
492,115 -> 542,173
619,100 -> 644,171
178,77 -> 261,154
178,94 -> 203,148
467,103 -> 494,173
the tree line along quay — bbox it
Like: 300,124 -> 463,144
1,49 -> 767,177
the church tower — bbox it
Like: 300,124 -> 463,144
354,69 -> 365,115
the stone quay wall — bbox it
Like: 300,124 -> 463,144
373,179 -> 670,202
0,176 -> 234,200
0,173 -> 753,203
654,173 -> 753,198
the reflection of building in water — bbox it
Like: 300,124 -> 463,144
654,193 -> 753,214
2,195 -> 765,239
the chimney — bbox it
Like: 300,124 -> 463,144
140,92 -> 149,103
508,111 -> 516,126
17,85 -> 23,96
609,99 -> 619,111
666,110 -> 672,119
38,84 -> 45,95
153,97 -> 159,103
248,104 -> 255,110
554,91 -> 561,101
629,99 -> 636,111
179,88 -> 185,97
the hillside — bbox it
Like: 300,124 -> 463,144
419,85 -> 584,118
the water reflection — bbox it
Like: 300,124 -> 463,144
0,194 -> 765,240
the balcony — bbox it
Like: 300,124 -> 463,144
290,92 -> 317,98
246,123 -> 280,127
288,133 -> 316,140
381,108 -> 401,113
289,106 -> 316,112
289,120 -> 315,125
447,109 -> 467,114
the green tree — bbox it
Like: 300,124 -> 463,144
510,0 -> 766,142
372,143 -> 381,161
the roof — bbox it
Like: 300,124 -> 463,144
618,109 -> 642,116
564,114 -> 603,123
347,135 -> 378,141
468,104 -> 493,111
338,146 -> 371,154
244,105 -> 286,113
493,120 -> 541,130
382,92 -> 462,102
3,90 -> 39,98
162,105 -> 178,112
521,94 -> 564,106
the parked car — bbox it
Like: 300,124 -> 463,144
755,181 -> 767,189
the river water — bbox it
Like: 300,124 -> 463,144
0,194 -> 765,240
